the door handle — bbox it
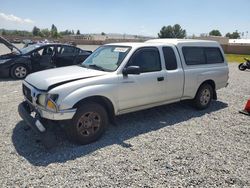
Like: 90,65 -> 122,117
157,77 -> 164,81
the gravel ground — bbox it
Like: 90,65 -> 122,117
0,63 -> 249,187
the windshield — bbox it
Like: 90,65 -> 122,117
20,44 -> 42,54
81,45 -> 131,71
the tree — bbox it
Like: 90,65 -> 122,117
32,26 -> 40,36
60,30 -> 72,35
40,28 -> 50,37
101,32 -> 106,35
2,29 -> 6,35
225,31 -> 241,39
158,24 -> 186,38
76,30 -> 80,35
209,30 -> 222,36
51,24 -> 58,38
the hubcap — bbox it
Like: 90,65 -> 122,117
15,66 -> 27,78
77,112 -> 101,136
200,88 -> 211,106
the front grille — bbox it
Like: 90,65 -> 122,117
22,84 -> 32,102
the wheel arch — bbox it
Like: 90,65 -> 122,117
73,95 -> 115,122
196,79 -> 217,100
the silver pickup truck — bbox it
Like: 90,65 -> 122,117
18,39 -> 229,145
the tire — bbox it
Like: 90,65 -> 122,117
193,84 -> 213,110
65,102 -> 108,145
238,63 -> 247,71
10,64 -> 28,79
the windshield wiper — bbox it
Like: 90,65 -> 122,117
88,64 -> 106,71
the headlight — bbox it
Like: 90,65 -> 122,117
37,93 -> 59,111
37,94 -> 46,106
46,94 -> 59,112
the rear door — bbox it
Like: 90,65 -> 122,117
74,49 -> 91,64
54,45 -> 77,67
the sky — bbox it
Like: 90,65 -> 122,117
0,0 -> 250,37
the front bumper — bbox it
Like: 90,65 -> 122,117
18,101 -> 60,148
18,101 -> 46,134
36,105 -> 76,120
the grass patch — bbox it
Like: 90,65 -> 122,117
225,54 -> 250,63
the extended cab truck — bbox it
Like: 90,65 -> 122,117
18,39 -> 229,145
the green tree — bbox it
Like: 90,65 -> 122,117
2,29 -> 6,35
225,31 -> 241,39
101,32 -> 106,35
32,26 -> 40,36
76,30 -> 80,35
40,28 -> 50,37
158,24 -> 186,38
209,30 -> 222,36
60,30 -> 70,35
51,24 -> 58,38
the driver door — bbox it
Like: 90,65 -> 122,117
117,47 -> 166,112
31,46 -> 55,71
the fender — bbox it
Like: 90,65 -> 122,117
59,84 -> 118,114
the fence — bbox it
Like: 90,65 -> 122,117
221,45 -> 250,55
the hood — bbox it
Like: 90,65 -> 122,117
0,36 -> 21,54
25,66 -> 107,91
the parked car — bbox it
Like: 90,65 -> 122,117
0,36 -> 92,79
18,39 -> 229,146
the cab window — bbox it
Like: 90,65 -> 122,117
127,47 -> 161,73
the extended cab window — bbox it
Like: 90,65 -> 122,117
163,47 -> 177,70
183,47 -> 224,65
127,48 -> 161,73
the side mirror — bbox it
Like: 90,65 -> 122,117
122,66 -> 141,75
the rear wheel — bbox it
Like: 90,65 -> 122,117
238,63 -> 247,71
11,64 -> 28,79
65,102 -> 108,145
193,84 -> 213,110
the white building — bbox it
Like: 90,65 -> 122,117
229,39 -> 250,45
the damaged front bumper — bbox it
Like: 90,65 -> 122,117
18,101 -> 47,134
18,101 -> 76,134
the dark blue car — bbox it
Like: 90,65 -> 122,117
0,36 -> 92,79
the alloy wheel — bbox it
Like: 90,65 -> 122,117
15,66 -> 27,78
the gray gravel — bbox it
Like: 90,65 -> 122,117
0,63 -> 249,187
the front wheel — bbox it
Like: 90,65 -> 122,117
238,63 -> 247,71
193,84 -> 213,110
10,64 -> 28,79
65,102 -> 108,145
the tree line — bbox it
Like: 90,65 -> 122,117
0,24 -> 81,38
0,24 -> 244,39
158,24 -> 242,39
